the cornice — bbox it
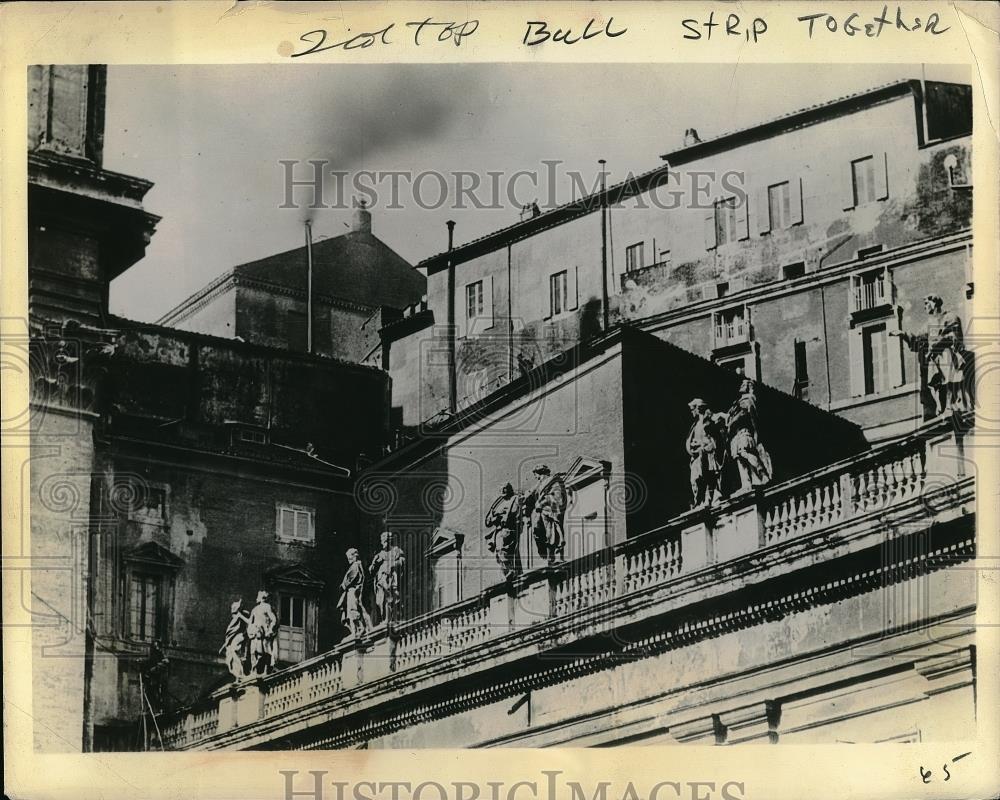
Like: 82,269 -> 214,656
194,480 -> 974,750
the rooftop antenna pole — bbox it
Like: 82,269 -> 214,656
305,220 -> 314,354
599,159 -> 609,331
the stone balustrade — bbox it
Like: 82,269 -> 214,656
160,419 -> 970,750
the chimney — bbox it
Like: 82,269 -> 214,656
683,128 -> 702,146
351,198 -> 372,234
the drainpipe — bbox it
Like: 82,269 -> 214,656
507,243 -> 514,383
304,220 -> 314,354
599,159 -> 609,331
446,220 -> 457,414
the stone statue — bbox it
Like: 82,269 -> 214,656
246,590 -> 278,675
219,599 -> 250,680
892,294 -> 970,416
485,482 -> 523,580
369,531 -> 406,625
686,398 -> 727,508
523,465 -> 567,564
338,548 -> 373,639
725,379 -> 773,493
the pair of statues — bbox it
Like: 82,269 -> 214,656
892,294 -> 971,417
686,378 -> 773,509
484,464 -> 567,578
220,590 -> 278,680
337,531 -> 406,639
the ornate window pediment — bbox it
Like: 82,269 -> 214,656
264,564 -> 325,594
564,457 -> 611,491
428,527 -> 464,558
124,541 -> 184,572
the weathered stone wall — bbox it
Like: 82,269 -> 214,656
88,445 -> 360,721
361,345 -> 628,619
386,88 -> 972,441
234,285 -> 374,362
29,406 -> 95,752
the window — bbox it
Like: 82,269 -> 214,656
715,197 -> 740,246
852,156 -> 877,206
129,574 -> 161,642
659,249 -> 672,268
782,262 -> 806,280
625,242 -> 645,273
768,181 -> 792,230
862,323 -> 890,396
128,483 -> 168,525
716,281 -> 729,299
278,594 -> 306,663
466,280 -> 484,322
793,340 -> 809,401
430,528 -> 464,607
944,153 -> 970,188
857,244 -> 884,260
549,270 -> 568,317
713,306 -> 749,348
458,276 -> 493,337
852,268 -> 888,313
239,428 -> 267,445
276,504 -> 315,544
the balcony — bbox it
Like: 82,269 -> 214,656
850,268 -> 892,318
712,306 -> 751,354
160,417 -> 974,750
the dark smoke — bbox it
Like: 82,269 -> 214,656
300,66 -> 477,222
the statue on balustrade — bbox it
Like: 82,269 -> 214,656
892,294 -> 970,417
370,530 -> 406,625
686,398 -> 726,508
220,599 -> 251,680
725,379 -> 773,493
485,482 -> 523,580
523,464 -> 567,564
338,548 -> 373,639
247,590 -> 278,675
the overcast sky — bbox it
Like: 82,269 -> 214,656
104,63 -> 969,323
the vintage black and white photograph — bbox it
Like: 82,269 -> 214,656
18,52 -> 987,764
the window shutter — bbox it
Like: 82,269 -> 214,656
543,274 -> 553,320
887,313 -> 904,388
756,185 -> 771,235
875,152 -> 889,200
704,206 -> 717,251
305,600 -> 318,658
848,327 -> 864,397
736,195 -> 750,241
842,162 -> 856,211
279,508 -> 293,539
455,282 -> 467,338
484,275 -> 495,329
568,266 -> 579,311
790,177 -> 804,225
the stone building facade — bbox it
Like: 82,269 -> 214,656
156,205 -> 426,365
26,66 -> 979,753
27,65 -> 390,752
387,80 -> 972,442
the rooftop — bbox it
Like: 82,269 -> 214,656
418,79 -> 967,276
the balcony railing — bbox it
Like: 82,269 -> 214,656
852,272 -> 888,313
713,309 -> 749,349
160,419 -> 971,750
